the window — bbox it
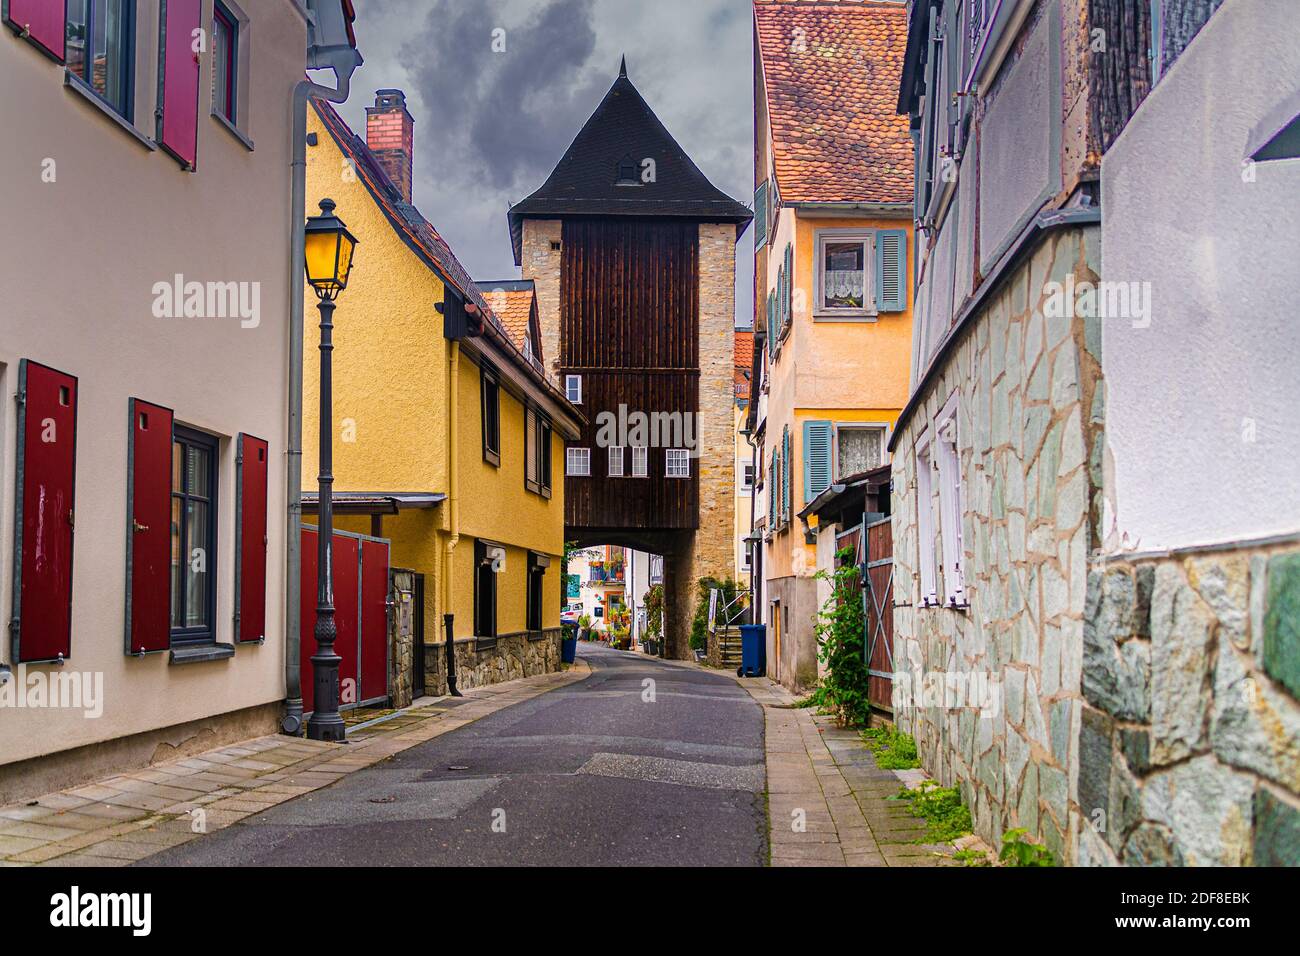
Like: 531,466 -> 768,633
616,155 -> 639,185
741,463 -> 754,491
481,365 -> 500,466
608,445 -> 624,477
935,401 -> 966,606
631,445 -> 648,477
740,541 -> 752,571
915,429 -> 938,606
815,231 -> 873,317
473,540 -> 500,638
754,180 -> 770,250
527,553 -> 548,631
66,0 -> 135,119
171,427 -> 218,644
212,2 -> 238,125
566,447 -> 591,476
665,449 -> 690,478
565,374 -> 582,404
836,425 -> 886,479
525,407 -> 551,496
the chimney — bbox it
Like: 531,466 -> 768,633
365,89 -> 414,203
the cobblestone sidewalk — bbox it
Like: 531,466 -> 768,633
737,677 -> 977,867
0,661 -> 590,867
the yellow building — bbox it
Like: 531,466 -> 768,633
303,93 -> 583,697
749,1 -> 915,691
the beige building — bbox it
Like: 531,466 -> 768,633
0,0 -> 357,800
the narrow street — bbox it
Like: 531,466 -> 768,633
141,645 -> 767,867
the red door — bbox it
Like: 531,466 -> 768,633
300,527 -> 364,712
360,539 -> 390,703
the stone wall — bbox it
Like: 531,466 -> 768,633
892,225 -> 1102,863
520,219 -> 564,384
1077,544 -> 1300,866
421,631 -> 562,698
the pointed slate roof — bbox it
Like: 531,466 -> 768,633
509,61 -> 752,263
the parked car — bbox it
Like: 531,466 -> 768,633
561,605 -> 582,626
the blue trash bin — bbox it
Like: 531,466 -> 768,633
739,624 -> 766,678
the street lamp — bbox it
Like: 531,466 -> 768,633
304,198 -> 357,742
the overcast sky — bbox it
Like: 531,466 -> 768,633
332,0 -> 755,328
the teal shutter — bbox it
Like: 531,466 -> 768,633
754,181 -> 769,250
781,427 -> 791,521
803,420 -> 832,503
768,452 -> 776,525
876,229 -> 907,312
784,243 -> 794,324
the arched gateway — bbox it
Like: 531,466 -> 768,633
509,61 -> 752,658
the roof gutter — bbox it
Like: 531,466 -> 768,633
789,201 -> 913,219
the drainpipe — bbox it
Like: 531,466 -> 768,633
281,46 -> 360,735
440,340 -> 462,693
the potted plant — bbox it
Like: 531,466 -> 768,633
577,614 -> 592,641
643,584 -> 663,656
560,623 -> 578,664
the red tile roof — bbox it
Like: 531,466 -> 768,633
754,1 -> 914,204
735,329 -> 754,400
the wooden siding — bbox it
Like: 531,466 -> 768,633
560,218 -> 700,531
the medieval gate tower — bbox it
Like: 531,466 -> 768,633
509,60 -> 751,658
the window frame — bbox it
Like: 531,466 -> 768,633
538,416 -> 552,497
608,445 -> 625,478
631,445 -> 648,478
566,446 -> 591,477
814,229 -> 877,320
481,364 -> 501,467
833,422 -> 890,481
740,462 -> 755,492
473,539 -> 499,639
65,0 -> 137,122
526,553 -> 547,632
170,425 -> 219,646
565,374 -> 582,404
212,0 -> 238,126
914,426 -> 939,607
665,448 -> 691,479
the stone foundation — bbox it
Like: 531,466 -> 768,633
421,630 -> 562,698
1077,542 -> 1300,866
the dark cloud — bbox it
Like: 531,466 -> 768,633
336,0 -> 753,323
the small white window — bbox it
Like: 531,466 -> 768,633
565,375 -> 582,404
935,400 -> 966,606
665,449 -> 690,478
608,445 -> 625,477
814,231 -> 874,318
740,463 -> 755,491
740,542 -> 752,571
915,429 -> 938,606
566,447 -> 591,476
836,425 -> 886,479
631,446 -> 648,477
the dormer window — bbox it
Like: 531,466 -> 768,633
616,155 -> 640,186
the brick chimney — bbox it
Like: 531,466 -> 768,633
365,89 -> 414,203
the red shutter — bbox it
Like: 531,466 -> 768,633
235,434 -> 269,643
300,527 -> 360,713
125,399 -> 173,655
359,538 -> 389,704
11,361 -> 77,663
157,0 -> 201,169
3,0 -> 66,62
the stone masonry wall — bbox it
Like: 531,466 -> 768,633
1077,545 -> 1300,866
521,219 -> 564,384
892,226 -> 1103,863
422,631 -> 561,698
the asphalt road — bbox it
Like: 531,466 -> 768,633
141,644 -> 768,866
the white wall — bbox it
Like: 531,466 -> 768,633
1101,0 -> 1300,552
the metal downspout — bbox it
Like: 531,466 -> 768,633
443,340 -> 461,681
282,73 -> 353,737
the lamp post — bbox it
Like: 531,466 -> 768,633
303,198 -> 358,741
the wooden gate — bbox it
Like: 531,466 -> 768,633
863,516 -> 894,715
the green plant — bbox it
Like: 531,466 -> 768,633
953,847 -> 990,867
895,781 -> 973,843
578,614 -> 592,632
644,584 -> 664,640
690,576 -> 737,652
998,828 -> 1056,867
861,726 -> 920,769
811,550 -> 871,726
